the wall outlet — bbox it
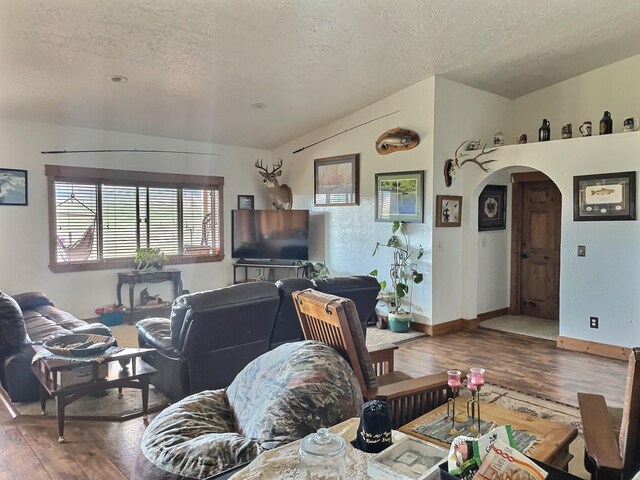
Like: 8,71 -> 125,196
590,316 -> 599,328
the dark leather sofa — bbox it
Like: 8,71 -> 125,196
272,275 -> 380,348
136,281 -> 280,402
0,290 -> 112,402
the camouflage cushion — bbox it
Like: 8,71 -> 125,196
137,340 -> 363,479
227,340 -> 363,450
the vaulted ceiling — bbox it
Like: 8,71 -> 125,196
2,0 -> 640,149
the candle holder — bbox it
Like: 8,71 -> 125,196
468,367 -> 485,437
465,373 -> 476,427
446,370 -> 462,436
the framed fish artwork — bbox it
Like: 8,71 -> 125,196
573,171 -> 636,221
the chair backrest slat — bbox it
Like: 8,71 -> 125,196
293,289 -> 379,393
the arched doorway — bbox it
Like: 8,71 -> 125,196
475,168 -> 562,341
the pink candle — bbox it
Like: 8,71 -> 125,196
447,370 -> 462,389
466,374 -> 477,392
470,367 -> 485,387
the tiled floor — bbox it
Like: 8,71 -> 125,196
479,314 -> 559,341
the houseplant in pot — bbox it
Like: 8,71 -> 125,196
370,221 -> 423,332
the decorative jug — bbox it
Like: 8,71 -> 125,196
600,111 -> 613,135
538,119 -> 551,142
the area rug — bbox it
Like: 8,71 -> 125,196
366,326 -> 426,347
478,384 -> 587,478
480,315 -> 559,341
11,385 -> 170,421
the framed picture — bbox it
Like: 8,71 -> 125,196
0,168 -> 28,206
573,171 -> 636,221
314,154 -> 359,206
375,170 -> 424,222
435,195 -> 462,227
237,194 -> 254,210
478,184 -> 507,231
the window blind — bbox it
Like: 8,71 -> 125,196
47,165 -> 224,272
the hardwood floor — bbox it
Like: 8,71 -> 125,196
0,328 -> 628,478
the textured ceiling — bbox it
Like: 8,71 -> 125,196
2,0 -> 640,149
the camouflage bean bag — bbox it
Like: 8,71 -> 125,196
132,340 -> 363,480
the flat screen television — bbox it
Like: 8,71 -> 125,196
232,209 -> 309,261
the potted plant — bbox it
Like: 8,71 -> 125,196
370,221 -> 424,332
133,247 -> 168,271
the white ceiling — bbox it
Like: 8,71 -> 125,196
2,0 -> 640,150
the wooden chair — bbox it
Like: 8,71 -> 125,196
293,289 -> 450,428
578,347 -> 640,480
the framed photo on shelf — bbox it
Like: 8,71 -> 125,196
375,170 -> 424,222
573,171 -> 636,221
435,195 -> 462,227
237,194 -> 255,210
314,154 -> 360,206
478,184 -> 507,231
0,168 -> 27,206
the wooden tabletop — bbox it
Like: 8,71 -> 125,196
399,402 -> 578,466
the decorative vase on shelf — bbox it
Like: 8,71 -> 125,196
538,119 -> 551,142
600,111 -> 613,135
493,129 -> 504,147
387,311 -> 412,333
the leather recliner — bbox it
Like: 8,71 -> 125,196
0,290 -> 113,402
136,281 -> 281,402
272,275 -> 380,349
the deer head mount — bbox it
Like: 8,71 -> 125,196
255,158 -> 293,210
443,140 -> 498,187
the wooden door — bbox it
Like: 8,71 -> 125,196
511,174 -> 561,320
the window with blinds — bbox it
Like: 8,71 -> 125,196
46,165 -> 224,272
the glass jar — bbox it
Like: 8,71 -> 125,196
299,428 -> 346,480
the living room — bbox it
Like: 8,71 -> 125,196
2,2 -> 640,479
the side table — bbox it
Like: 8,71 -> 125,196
31,347 -> 156,443
116,269 -> 182,316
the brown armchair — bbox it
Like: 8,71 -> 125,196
293,289 -> 450,428
577,347 -> 640,480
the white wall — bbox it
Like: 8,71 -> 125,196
474,136 -> 640,348
432,77 -> 511,323
273,77 -> 436,322
507,53 -> 640,144
0,119 -> 271,318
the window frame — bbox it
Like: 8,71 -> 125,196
46,165 -> 224,273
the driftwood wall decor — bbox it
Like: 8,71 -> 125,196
375,128 -> 420,155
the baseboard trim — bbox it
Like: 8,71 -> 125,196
411,317 -> 480,336
556,336 -> 631,361
477,308 -> 509,322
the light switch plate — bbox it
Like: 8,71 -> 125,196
577,245 -> 586,257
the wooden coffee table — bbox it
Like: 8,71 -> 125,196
31,347 -> 156,443
399,402 -> 578,470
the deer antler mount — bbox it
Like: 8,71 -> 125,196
444,141 -> 498,187
255,158 -> 293,210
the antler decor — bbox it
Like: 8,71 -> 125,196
443,140 -> 498,187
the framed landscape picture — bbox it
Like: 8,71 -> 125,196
0,168 -> 27,206
573,171 -> 636,221
375,170 -> 424,222
478,184 -> 507,231
435,195 -> 462,227
314,154 -> 359,206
